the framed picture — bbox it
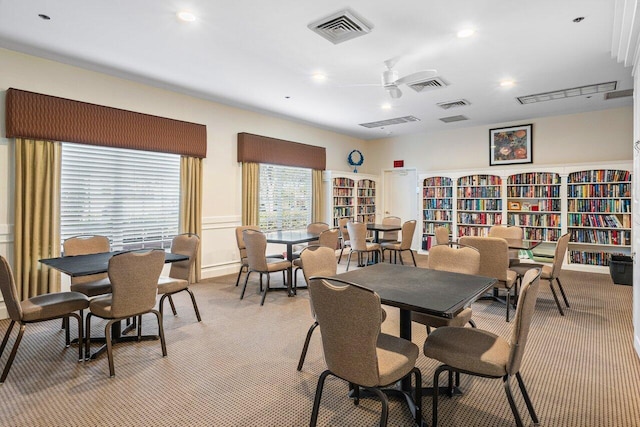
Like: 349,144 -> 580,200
508,201 -> 521,211
489,124 -> 533,166
521,202 -> 531,211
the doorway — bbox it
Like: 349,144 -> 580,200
383,168 -> 418,249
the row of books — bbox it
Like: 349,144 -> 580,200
423,188 -> 453,198
423,223 -> 451,234
567,213 -> 631,228
357,189 -> 375,197
456,226 -> 492,237
423,177 -> 453,187
520,227 -> 561,242
357,179 -> 376,189
357,197 -> 375,205
332,207 -> 354,217
457,199 -> 502,211
332,216 -> 353,227
508,213 -> 561,227
567,169 -> 631,183
457,212 -> 503,225
457,187 -> 501,198
333,178 -> 354,187
507,172 -> 560,185
568,250 -> 626,266
509,199 -> 561,211
569,229 -> 631,245
507,186 -> 560,198
457,175 -> 502,186
357,214 -> 375,223
567,199 -> 631,213
567,183 -> 630,198
357,206 -> 375,214
332,197 -> 353,206
423,200 -> 453,210
423,210 -> 452,221
333,188 -> 353,197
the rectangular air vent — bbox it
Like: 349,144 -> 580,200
517,81 -> 617,104
308,9 -> 373,44
407,77 -> 448,93
359,116 -> 420,128
439,115 -> 468,123
604,89 -> 633,100
437,99 -> 470,109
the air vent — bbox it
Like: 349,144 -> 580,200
308,9 -> 373,44
439,115 -> 469,123
605,89 -> 633,100
359,116 -> 420,128
517,81 -> 617,104
407,77 -> 448,93
437,99 -> 470,109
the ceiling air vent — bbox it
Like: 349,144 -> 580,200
308,9 -> 373,44
604,89 -> 633,100
407,77 -> 448,93
439,115 -> 469,123
359,116 -> 420,129
437,99 -> 470,109
517,81 -> 617,104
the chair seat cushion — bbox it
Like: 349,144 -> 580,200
266,259 -> 291,272
496,269 -> 518,289
424,326 -> 510,378
540,264 -> 553,279
70,277 -> 112,297
365,243 -> 380,251
89,295 -> 114,318
376,333 -> 419,386
381,242 -> 401,250
157,276 -> 188,294
411,307 -> 472,328
21,291 -> 89,322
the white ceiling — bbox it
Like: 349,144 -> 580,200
0,0 -> 633,140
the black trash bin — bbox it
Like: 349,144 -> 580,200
609,255 -> 633,286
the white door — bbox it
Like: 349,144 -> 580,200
383,168 -> 418,248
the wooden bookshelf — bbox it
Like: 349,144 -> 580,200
456,174 -> 502,237
422,176 -> 453,250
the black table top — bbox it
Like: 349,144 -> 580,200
334,263 -> 496,319
367,223 -> 402,232
40,250 -> 188,277
504,239 -> 541,251
264,230 -> 319,245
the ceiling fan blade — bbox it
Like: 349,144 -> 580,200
386,86 -> 403,99
395,69 -> 438,85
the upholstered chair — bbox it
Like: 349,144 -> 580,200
488,225 -> 524,266
381,220 -> 417,266
234,225 -> 260,287
345,222 -> 381,271
380,216 -> 401,243
337,217 -> 351,263
63,235 -> 112,297
434,226 -> 450,246
292,228 -> 339,285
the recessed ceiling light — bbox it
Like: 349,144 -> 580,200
381,103 -> 392,110
177,11 -> 196,22
500,80 -> 515,87
457,28 -> 475,38
38,14 -> 51,20
573,16 -> 585,23
312,72 -> 327,82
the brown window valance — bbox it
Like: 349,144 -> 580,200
237,132 -> 326,170
5,88 -> 207,158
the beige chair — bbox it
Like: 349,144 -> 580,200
381,220 -> 417,266
346,222 -> 381,271
306,222 -> 330,245
157,233 -> 201,322
434,226 -> 450,246
292,228 -> 339,286
0,255 -> 90,383
488,225 -> 524,266
241,229 -> 292,305
337,217 -> 351,263
424,268 -> 541,427
511,232 -> 571,315
234,225 -> 260,287
459,236 -> 518,322
85,250 -> 166,377
380,216 -> 401,243
63,235 -> 112,297
308,277 -> 422,427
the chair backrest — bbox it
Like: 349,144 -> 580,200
507,268 -> 541,374
300,246 -> 338,286
434,226 -> 449,245
346,222 -> 368,251
458,236 -> 510,281
243,229 -> 268,272
488,225 -> 524,240
309,277 -> 383,387
0,256 -> 23,322
337,217 -> 351,242
318,228 -> 340,250
550,233 -> 571,278
307,222 -> 330,235
108,250 -> 165,318
235,225 -> 260,260
381,216 -> 401,241
63,235 -> 111,285
168,233 -> 200,282
398,220 -> 417,250
427,244 -> 480,275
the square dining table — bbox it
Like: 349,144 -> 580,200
263,229 -> 319,296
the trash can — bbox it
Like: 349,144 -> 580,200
609,255 -> 633,286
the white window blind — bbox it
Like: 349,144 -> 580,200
259,164 -> 312,231
61,142 -> 180,251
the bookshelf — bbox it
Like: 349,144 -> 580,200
323,171 -> 379,228
566,169 -> 632,267
357,179 -> 376,224
456,174 -> 502,237
421,176 -> 453,250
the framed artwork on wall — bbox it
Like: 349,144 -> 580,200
489,124 -> 533,166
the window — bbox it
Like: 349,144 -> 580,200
60,142 -> 180,251
259,164 -> 312,231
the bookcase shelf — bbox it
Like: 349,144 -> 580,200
456,174 -> 502,237
421,176 -> 453,250
323,171 -> 379,228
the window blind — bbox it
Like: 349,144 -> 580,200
61,142 -> 180,251
259,164 -> 312,231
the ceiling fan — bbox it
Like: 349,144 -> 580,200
381,59 -> 437,99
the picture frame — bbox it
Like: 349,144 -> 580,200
521,202 -> 531,211
508,201 -> 521,211
489,124 -> 533,166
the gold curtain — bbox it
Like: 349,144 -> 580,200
14,138 -> 61,298
180,156 -> 203,283
312,169 -> 324,223
242,162 -> 259,226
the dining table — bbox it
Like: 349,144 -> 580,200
366,222 -> 402,243
263,229 -> 319,296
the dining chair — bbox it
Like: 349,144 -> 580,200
381,220 -> 417,266
157,233 -> 201,322
85,250 -> 166,377
424,268 -> 541,427
380,216 -> 401,243
234,225 -> 260,287
63,235 -> 112,297
488,225 -> 524,266
308,277 -> 422,427
241,229 -> 292,305
459,236 -> 518,322
337,217 -> 351,264
434,226 -> 450,246
0,255 -> 90,383
292,228 -> 339,286
306,222 -> 330,245
345,222 -> 381,271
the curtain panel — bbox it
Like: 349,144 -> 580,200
241,162 -> 260,226
180,156 -> 203,282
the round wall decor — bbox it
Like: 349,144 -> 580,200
347,149 -> 364,173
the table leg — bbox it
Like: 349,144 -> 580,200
286,244 -> 294,297
89,319 -> 159,360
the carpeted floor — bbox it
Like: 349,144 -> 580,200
1,254 -> 639,426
